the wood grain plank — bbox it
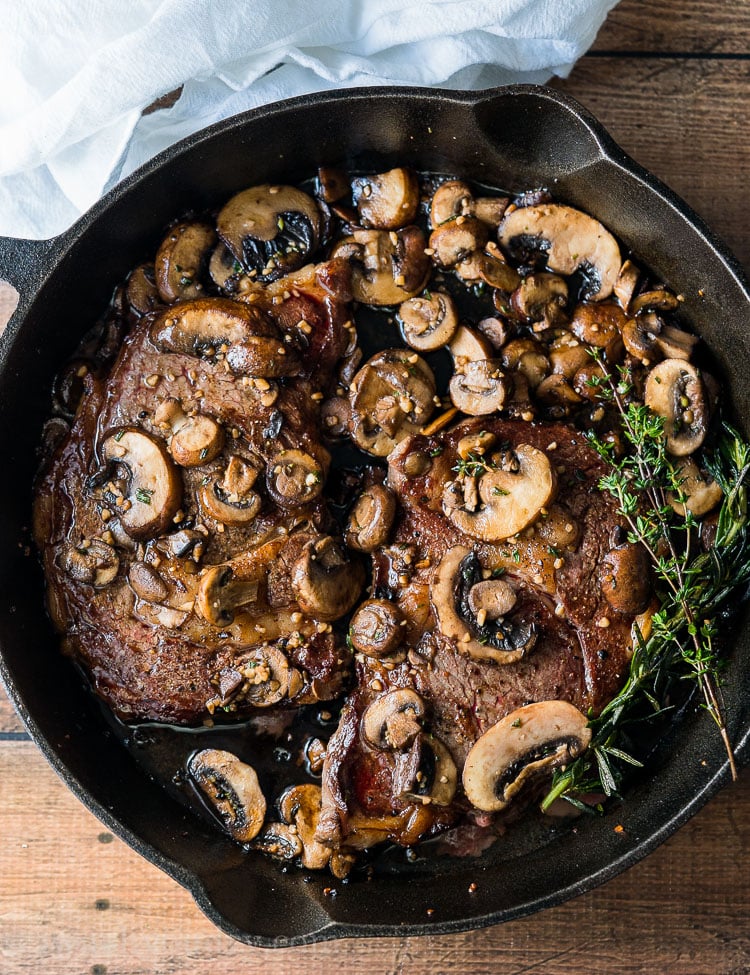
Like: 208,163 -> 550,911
592,0 -> 750,54
553,57 -> 750,272
0,741 -> 748,974
0,687 -> 27,735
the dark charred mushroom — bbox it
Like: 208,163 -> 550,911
644,359 -> 709,455
100,427 -> 182,540
331,227 -> 430,306
290,535 -> 365,621
217,184 -> 321,281
362,689 -> 425,750
149,297 -> 300,378
397,292 -> 459,351
199,455 -> 263,526
499,203 -> 621,301
349,349 -> 436,457
189,748 -> 266,842
599,544 -> 652,614
349,599 -> 404,657
62,539 -> 119,587
153,398 -> 224,467
345,483 -> 397,552
352,167 -> 419,229
155,222 -> 215,302
443,444 -> 557,541
449,359 -> 510,415
462,701 -> 592,811
431,546 -> 536,665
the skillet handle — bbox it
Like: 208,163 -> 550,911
0,235 -> 56,335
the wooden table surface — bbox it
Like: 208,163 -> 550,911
2,1 -> 749,971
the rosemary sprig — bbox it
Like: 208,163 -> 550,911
541,358 -> 750,812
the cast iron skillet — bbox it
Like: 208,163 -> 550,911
0,85 -> 749,947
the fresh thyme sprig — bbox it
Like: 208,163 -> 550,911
541,355 -> 750,812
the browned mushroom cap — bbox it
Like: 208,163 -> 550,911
345,483 -> 397,552
125,264 -> 161,315
430,180 -> 475,227
473,196 -> 510,228
320,396 -> 352,439
397,292 -> 459,351
431,546 -> 534,665
535,374 -> 584,414
279,784 -> 331,870
429,217 -> 488,268
352,167 -> 419,229
349,599 -> 404,657
569,301 -> 626,349
290,535 -> 365,622
667,456 -> 723,517
510,273 -> 568,327
455,249 -> 521,291
217,184 -> 321,281
501,338 -> 550,389
189,748 -> 266,842
622,312 -> 663,362
499,203 -> 621,301
599,544 -> 652,614
630,288 -> 681,316
477,316 -> 511,350
449,359 -> 510,415
331,227 -> 430,306
199,455 -> 263,526
266,448 -> 327,507
128,561 -> 169,602
462,701 -> 591,812
316,166 -> 349,203
548,329 -> 591,379
644,359 -> 709,455
362,689 -> 425,750
101,428 -> 182,540
155,222 -> 215,303
149,297 -> 300,378
153,398 -> 224,468
349,349 -> 436,457
62,539 -> 119,587
443,444 -> 557,541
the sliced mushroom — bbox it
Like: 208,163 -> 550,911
430,180 -> 475,227
290,535 -> 365,621
499,203 -> 621,301
155,222 -> 215,303
397,291 -> 459,351
535,374 -> 584,414
208,243 -> 240,290
253,821 -> 303,861
455,250 -> 521,292
510,273 -> 568,327
352,167 -> 419,229
477,316 -> 511,350
622,312 -> 663,362
396,735 -> 458,807
199,455 -> 263,525
222,645 -> 300,708
501,338 -> 550,389
630,289 -> 680,316
655,323 -> 699,361
349,599 -> 404,657
62,539 -> 119,587
473,196 -> 510,228
468,579 -> 517,620
266,448 -> 326,507
331,227 -> 430,306
569,301 -> 626,349
279,784 -> 331,870
345,483 -> 397,552
149,298 -> 300,378
448,324 -> 494,368
153,398 -> 224,467
189,748 -> 266,842
443,444 -> 557,541
195,564 -> 260,625
463,701 -> 591,812
100,428 -> 182,540
217,184 -> 321,281
613,259 -> 641,311
644,359 -> 708,455
362,689 -> 425,750
349,349 -> 436,457
128,561 -> 169,602
316,166 -> 349,203
667,456 -> 723,517
429,217 -> 488,268
548,330 -> 590,379
125,264 -> 161,315
431,546 -> 535,665
449,359 -> 510,415
599,544 -> 652,614
456,429 -> 497,460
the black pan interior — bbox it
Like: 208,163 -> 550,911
0,85 -> 749,945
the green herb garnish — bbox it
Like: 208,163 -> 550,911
135,488 -> 153,505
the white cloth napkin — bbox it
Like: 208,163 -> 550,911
0,0 -> 618,240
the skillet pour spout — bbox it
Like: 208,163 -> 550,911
0,84 -> 749,947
